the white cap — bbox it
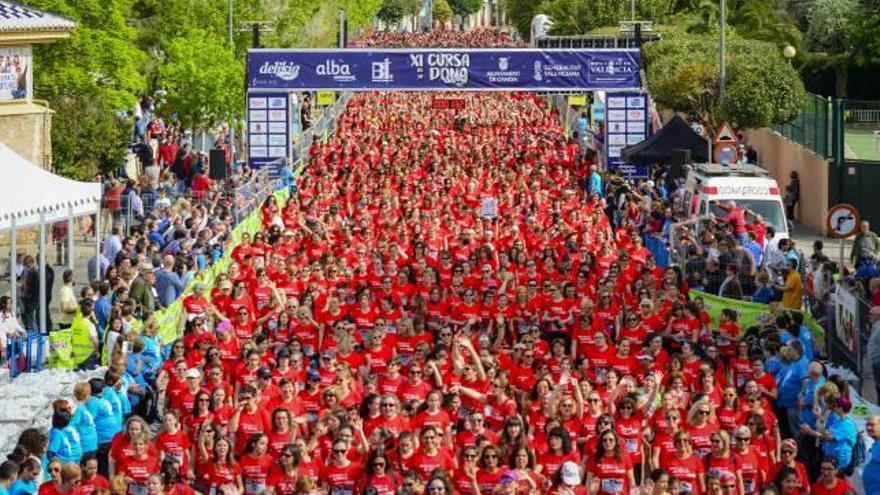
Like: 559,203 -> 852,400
185,368 -> 201,379
561,461 -> 581,485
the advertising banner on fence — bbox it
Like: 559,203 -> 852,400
247,49 -> 641,91
605,91 -> 650,178
690,290 -> 826,350
247,92 -> 290,168
834,285 -> 860,360
0,46 -> 31,101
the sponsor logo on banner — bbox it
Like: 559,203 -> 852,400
316,59 -> 355,82
259,61 -> 300,81
486,56 -> 520,83
410,53 -> 470,87
589,56 -> 638,78
533,61 -> 543,81
371,58 -> 393,83
533,60 -> 582,81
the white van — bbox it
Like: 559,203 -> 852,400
683,163 -> 790,240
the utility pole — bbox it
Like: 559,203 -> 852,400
630,0 -> 636,22
719,0 -> 727,104
338,9 -> 347,48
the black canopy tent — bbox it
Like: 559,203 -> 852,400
620,115 -> 709,164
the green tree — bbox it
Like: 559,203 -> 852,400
506,0 -> 541,40
543,0 -> 627,34
156,30 -> 244,128
644,35 -> 805,130
434,0 -> 454,24
804,0 -> 859,97
377,0 -> 407,25
448,0 -> 484,17
26,0 -> 147,177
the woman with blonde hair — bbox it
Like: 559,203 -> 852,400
685,398 -> 719,459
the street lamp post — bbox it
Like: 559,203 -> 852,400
228,0 -> 236,168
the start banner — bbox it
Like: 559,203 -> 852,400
247,48 -> 641,92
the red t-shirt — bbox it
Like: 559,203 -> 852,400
320,462 -> 363,495
664,454 -> 704,495
78,475 -> 110,495
589,454 -> 633,495
810,479 -> 853,495
239,454 -> 275,495
119,454 -> 160,495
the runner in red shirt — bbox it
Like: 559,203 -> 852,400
117,436 -> 160,495
320,441 -> 363,495
663,431 -> 706,495
586,431 -> 635,495
238,434 -> 274,495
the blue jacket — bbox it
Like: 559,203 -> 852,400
797,376 -> 826,428
155,267 -> 185,307
776,356 -> 809,408
864,440 -> 880,495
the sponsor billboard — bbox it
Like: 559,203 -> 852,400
247,48 -> 641,91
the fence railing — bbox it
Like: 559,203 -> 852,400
771,93 -> 831,159
286,92 -> 353,179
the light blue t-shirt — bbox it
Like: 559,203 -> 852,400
822,412 -> 858,469
71,403 -> 98,452
102,387 -> 125,431
85,395 -> 118,444
9,478 -> 36,495
47,427 -> 75,463
798,376 -> 826,428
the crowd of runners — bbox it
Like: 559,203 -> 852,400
2,28 -> 880,495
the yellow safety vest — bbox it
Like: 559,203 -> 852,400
70,312 -> 95,365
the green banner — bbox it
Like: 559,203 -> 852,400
150,189 -> 291,347
690,290 -> 826,350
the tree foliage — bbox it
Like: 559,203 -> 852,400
21,0 -> 384,179
157,31 -> 244,129
506,0 -> 542,40
448,0 -> 484,17
644,35 -> 805,130
433,0 -> 454,24
377,0 -> 407,25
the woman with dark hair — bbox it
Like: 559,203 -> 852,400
266,443 -> 299,495
158,459 -> 194,495
450,444 -> 480,495
184,391 -> 212,439
360,450 -> 398,495
154,410 -> 192,481
409,426 -> 455,481
48,406 -> 81,464
267,408 -> 297,457
586,430 -> 635,495
773,466 -> 803,495
498,415 -> 529,459
203,434 -> 242,494
810,457 -> 854,495
475,445 -> 504,493
536,426 -> 579,478
424,473 -> 453,495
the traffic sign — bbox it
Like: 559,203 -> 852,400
826,204 -> 860,239
713,142 -> 738,164
714,122 -> 737,143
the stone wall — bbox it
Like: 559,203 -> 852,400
0,102 -> 53,169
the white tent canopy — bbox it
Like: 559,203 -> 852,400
0,141 -> 101,231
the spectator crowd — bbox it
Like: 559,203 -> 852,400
1,27 -> 879,495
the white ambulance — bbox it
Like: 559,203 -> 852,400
683,163 -> 790,240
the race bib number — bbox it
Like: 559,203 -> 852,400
129,482 -> 148,495
600,478 -> 624,494
625,438 -> 639,453
679,481 -> 693,494
245,480 -> 266,494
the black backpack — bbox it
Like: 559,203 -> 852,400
844,428 -> 867,476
